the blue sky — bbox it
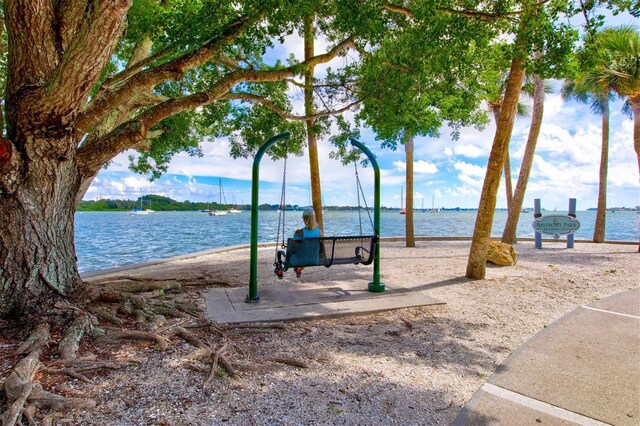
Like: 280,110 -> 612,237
85,15 -> 640,211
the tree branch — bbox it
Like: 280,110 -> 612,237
77,13 -> 258,133
384,1 -> 552,21
98,45 -> 176,95
5,0 -> 57,97
222,93 -> 361,121
76,36 -> 357,177
28,0 -> 130,125
55,0 -> 88,52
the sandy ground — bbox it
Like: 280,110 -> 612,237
3,239 -> 639,425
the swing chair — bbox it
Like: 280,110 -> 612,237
272,153 -> 378,278
247,133 -> 384,304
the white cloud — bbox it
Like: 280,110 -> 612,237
453,160 -> 486,178
453,144 -> 486,158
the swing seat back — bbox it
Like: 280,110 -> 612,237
285,235 -> 378,269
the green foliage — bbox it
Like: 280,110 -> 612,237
129,111 -> 202,180
76,194 -> 249,211
595,25 -> 640,98
352,5 -> 499,149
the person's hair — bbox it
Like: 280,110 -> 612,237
302,209 -> 318,230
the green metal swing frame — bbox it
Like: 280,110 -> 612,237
246,133 -> 384,303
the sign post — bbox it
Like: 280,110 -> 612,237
532,198 -> 580,249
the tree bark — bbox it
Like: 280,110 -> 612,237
0,1 -> 128,318
404,134 -> 415,247
631,97 -> 640,181
490,104 -> 513,211
503,150 -> 513,210
0,133 -> 83,317
466,56 -> 525,279
304,15 -> 324,229
502,73 -> 545,244
593,100 -> 609,243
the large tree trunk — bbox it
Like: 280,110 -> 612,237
502,74 -> 545,244
593,100 -> 609,243
304,15 -> 324,229
405,134 -> 415,247
466,57 -> 525,279
0,1 -> 129,318
0,132 -> 82,317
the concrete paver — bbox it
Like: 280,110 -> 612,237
454,288 -> 640,426
206,280 -> 443,324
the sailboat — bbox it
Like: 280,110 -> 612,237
400,186 -> 406,215
209,178 -> 228,216
227,194 -> 242,213
430,194 -> 439,213
129,197 -> 154,215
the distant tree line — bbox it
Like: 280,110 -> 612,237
76,194 -> 251,212
77,195 -> 422,211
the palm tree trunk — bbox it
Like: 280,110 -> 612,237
303,15 -> 324,229
593,100 -> 609,242
405,134 -> 415,247
467,57 -> 525,279
490,107 -> 513,210
504,150 -> 513,210
502,74 -> 545,244
630,98 -> 639,253
632,98 -> 640,181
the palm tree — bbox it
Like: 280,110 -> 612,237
593,25 -> 640,179
561,78 -> 612,243
501,71 -> 550,245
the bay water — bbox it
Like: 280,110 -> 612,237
75,209 -> 639,274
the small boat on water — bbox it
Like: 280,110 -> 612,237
130,209 -> 154,215
210,178 -> 230,216
129,197 -> 154,215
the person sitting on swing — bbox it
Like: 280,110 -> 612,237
291,209 -> 324,278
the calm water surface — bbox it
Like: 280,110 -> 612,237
75,210 -> 639,273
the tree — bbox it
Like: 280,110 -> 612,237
348,3 -> 495,248
561,73 -> 612,243
592,25 -> 640,178
303,14 -> 325,228
0,1 -> 361,318
484,45 -> 538,216
502,70 -> 547,244
466,2 -> 577,279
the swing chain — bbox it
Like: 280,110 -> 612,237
354,159 -> 374,235
273,153 -> 288,278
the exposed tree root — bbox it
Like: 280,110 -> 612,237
1,349 -> 42,426
85,306 -> 124,325
1,276 -> 292,424
97,330 -> 169,350
59,313 -> 97,360
13,324 -> 50,356
90,275 -> 231,289
43,367 -> 94,384
170,326 -> 207,349
53,358 -> 144,370
28,385 -> 96,411
102,279 -> 181,294
267,357 -> 310,369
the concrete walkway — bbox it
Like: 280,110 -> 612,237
453,287 -> 640,426
205,279 -> 444,324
